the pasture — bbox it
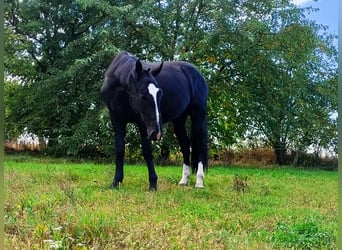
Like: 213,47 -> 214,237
4,155 -> 337,249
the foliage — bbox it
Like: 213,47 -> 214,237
4,0 -> 337,162
270,220 -> 333,249
4,0 -> 120,157
190,0 -> 338,163
4,155 -> 337,249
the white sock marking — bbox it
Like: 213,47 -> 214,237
148,83 -> 161,130
179,163 -> 191,185
195,161 -> 205,188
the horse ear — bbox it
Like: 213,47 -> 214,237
151,62 -> 163,76
135,59 -> 143,78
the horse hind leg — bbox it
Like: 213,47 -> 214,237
179,163 -> 191,186
173,118 -> 191,186
195,161 -> 205,188
190,111 -> 208,188
191,140 -> 205,188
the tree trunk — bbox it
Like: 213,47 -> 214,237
292,150 -> 299,165
273,142 -> 286,165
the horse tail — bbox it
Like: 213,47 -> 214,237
179,62 -> 208,173
190,130 -> 199,174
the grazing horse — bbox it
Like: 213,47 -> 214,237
100,51 -> 208,190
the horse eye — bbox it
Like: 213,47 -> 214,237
141,94 -> 150,101
136,93 -> 145,100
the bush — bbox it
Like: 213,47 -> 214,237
210,148 -> 337,170
211,148 -> 275,166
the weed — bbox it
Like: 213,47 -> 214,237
59,185 -> 77,207
233,174 -> 249,193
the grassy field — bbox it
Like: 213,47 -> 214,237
4,155 -> 338,249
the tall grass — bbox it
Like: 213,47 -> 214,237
4,155 -> 337,249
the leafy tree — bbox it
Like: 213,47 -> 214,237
4,0 -> 121,156
236,6 -> 337,164
188,0 -> 337,164
4,0 -> 337,165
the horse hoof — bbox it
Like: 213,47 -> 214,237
149,186 -> 157,192
110,181 -> 121,189
195,184 -> 205,188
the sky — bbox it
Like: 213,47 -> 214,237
291,0 -> 338,38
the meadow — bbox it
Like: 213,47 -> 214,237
4,155 -> 338,249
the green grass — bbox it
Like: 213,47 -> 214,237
4,155 -> 338,249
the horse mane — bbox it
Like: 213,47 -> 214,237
104,51 -> 138,87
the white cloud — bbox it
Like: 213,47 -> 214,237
291,0 -> 312,5
291,0 -> 311,5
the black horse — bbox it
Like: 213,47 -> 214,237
100,51 -> 208,190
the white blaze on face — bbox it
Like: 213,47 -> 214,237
147,83 -> 161,131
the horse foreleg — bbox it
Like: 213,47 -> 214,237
112,124 -> 126,189
139,125 -> 158,191
142,139 -> 158,191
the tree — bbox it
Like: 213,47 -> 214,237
235,7 -> 337,164
188,0 -> 337,164
4,0 -> 123,156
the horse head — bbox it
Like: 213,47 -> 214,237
129,59 -> 164,141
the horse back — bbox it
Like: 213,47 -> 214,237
147,61 -> 208,122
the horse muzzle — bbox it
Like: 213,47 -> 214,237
155,132 -> 162,141
148,129 -> 162,141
